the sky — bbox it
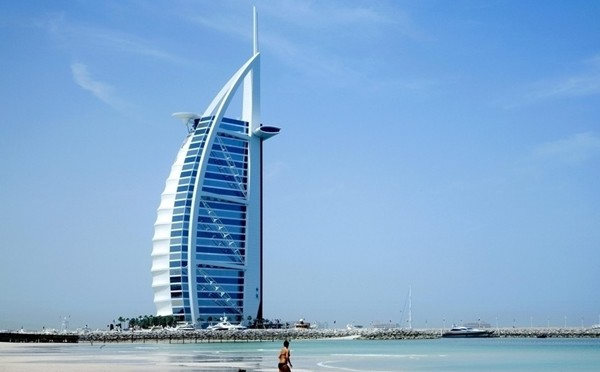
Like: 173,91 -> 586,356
1,0 -> 599,330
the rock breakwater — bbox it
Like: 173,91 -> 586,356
78,327 -> 600,344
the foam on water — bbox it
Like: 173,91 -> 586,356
331,353 -> 428,358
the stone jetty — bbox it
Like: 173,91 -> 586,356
496,327 -> 600,338
77,327 -> 600,344
0,332 -> 79,343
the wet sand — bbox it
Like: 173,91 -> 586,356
1,343 -> 158,372
0,343 -> 287,371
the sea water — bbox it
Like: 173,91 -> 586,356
1,338 -> 599,371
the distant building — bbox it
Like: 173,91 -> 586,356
151,8 -> 280,326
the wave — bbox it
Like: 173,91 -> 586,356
330,353 -> 427,358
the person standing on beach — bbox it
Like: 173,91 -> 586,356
278,340 -> 293,371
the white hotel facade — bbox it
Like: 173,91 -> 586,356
151,9 -> 279,327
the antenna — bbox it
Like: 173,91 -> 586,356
253,6 -> 258,54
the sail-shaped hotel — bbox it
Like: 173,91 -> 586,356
151,8 -> 279,327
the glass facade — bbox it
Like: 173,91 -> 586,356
168,116 -> 249,325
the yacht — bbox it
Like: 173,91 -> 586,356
294,319 -> 311,329
206,317 -> 247,331
442,326 -> 495,338
346,324 -> 364,330
174,322 -> 196,331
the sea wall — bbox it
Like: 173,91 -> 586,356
359,328 -> 440,340
80,328 -> 358,344
0,332 -> 79,343
77,327 -> 600,343
496,327 -> 600,338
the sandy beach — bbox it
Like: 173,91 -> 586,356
0,342 -> 303,372
0,343 -> 168,372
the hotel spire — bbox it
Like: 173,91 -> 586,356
253,6 -> 258,54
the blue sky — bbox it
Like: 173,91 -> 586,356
1,0 -> 599,330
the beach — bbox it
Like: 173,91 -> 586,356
2,337 -> 600,371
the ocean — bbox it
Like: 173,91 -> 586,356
1,338 -> 599,371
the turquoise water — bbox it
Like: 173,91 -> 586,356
289,338 -> 600,371
3,338 -> 600,371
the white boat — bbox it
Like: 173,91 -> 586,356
442,326 -> 495,338
294,318 -> 311,329
206,317 -> 247,331
346,324 -> 364,330
174,322 -> 196,331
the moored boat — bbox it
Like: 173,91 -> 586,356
173,322 -> 196,331
294,319 -> 311,329
442,326 -> 495,338
346,324 -> 364,330
206,317 -> 247,331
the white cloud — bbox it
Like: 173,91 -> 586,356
189,0 -> 398,31
526,73 -> 600,101
39,13 -> 188,65
182,1 -> 424,85
507,54 -> 600,107
531,132 -> 600,165
85,29 -> 189,65
71,62 -> 123,109
259,0 -> 393,28
188,11 -> 362,83
257,0 -> 425,40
